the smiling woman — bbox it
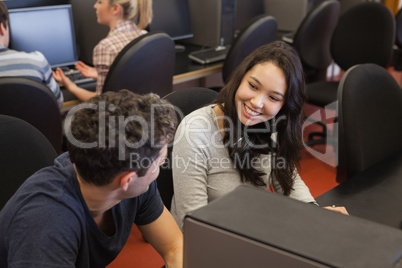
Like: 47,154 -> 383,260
170,41 -> 321,231
234,61 -> 287,125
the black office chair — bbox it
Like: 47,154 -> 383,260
336,63 -> 402,183
102,31 -> 175,98
305,2 -> 395,148
0,77 -> 63,153
221,15 -> 277,84
158,87 -> 219,209
0,115 -> 58,210
290,0 -> 340,83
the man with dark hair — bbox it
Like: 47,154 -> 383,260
0,90 -> 183,267
0,1 -> 63,108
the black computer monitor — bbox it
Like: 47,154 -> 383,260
236,0 -> 264,32
8,4 -> 78,68
264,0 -> 315,32
184,185 -> 402,268
149,0 -> 193,42
70,0 -> 109,66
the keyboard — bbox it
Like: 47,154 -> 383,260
188,46 -> 230,64
277,31 -> 295,44
63,68 -> 95,85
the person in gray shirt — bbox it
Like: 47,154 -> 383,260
171,41 -> 347,231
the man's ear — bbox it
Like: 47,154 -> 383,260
0,22 -> 6,36
119,171 -> 137,192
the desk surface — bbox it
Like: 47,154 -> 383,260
62,44 -> 223,111
316,151 -> 402,230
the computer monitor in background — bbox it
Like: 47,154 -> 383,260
70,0 -> 109,66
184,185 -> 402,268
185,0 -> 236,48
236,0 -> 264,33
8,4 -> 78,68
150,0 -> 193,41
264,0 -> 314,32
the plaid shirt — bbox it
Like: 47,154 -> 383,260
93,20 -> 146,94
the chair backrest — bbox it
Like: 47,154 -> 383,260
222,15 -> 277,83
292,0 -> 340,80
0,77 -> 63,153
158,87 -> 219,209
0,115 -> 57,210
331,2 -> 395,71
102,31 -> 175,97
336,63 -> 402,183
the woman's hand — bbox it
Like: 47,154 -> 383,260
53,68 -> 74,88
75,61 -> 98,79
324,205 -> 349,215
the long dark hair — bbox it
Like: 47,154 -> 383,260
214,41 -> 306,196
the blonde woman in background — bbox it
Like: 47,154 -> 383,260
54,0 -> 152,101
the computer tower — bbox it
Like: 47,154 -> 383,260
264,0 -> 314,32
186,0 -> 237,47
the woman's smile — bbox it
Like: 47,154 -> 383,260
243,103 -> 261,118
